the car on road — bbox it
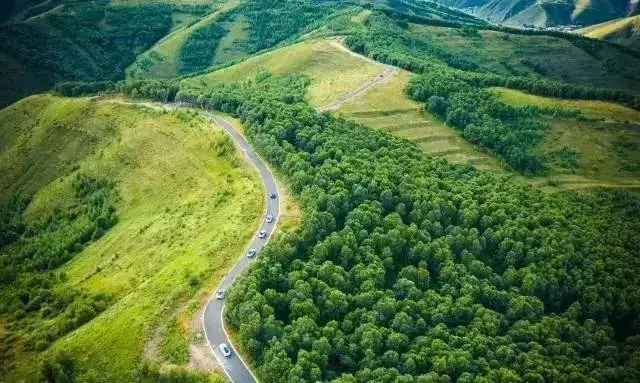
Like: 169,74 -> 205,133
216,290 -> 225,299
258,230 -> 267,239
266,214 -> 273,223
247,248 -> 257,258
219,343 -> 232,357
269,192 -> 277,199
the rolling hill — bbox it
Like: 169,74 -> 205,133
2,0 -> 640,381
0,95 -> 262,382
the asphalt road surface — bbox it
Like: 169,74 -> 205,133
202,114 -> 279,383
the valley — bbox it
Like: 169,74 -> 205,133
1,1 -> 640,382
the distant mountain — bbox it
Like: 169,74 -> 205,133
577,14 -> 640,49
434,0 -> 640,27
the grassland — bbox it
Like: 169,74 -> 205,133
491,87 -> 640,122
185,39 -> 385,107
334,70 -> 504,171
493,87 -> 640,188
0,95 -> 262,381
408,23 -> 640,92
127,0 -> 242,79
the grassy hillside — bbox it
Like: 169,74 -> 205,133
492,87 -> 640,187
184,39 -> 385,107
577,15 -> 640,50
335,69 -> 504,171
0,95 -> 262,381
127,0 -> 243,79
408,22 -> 640,92
129,0 -> 363,80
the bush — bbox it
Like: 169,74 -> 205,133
427,95 -> 448,116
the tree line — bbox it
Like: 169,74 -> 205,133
344,13 -> 640,109
0,174 -> 118,370
407,70 -> 582,174
113,74 -> 640,382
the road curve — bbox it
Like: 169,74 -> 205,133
200,39 -> 395,383
202,114 -> 279,383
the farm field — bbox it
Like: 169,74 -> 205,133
0,95 -> 262,382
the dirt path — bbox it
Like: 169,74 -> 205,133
317,38 -> 397,111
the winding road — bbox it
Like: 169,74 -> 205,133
200,41 -> 396,383
202,114 -> 279,383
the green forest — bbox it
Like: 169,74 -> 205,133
2,0 -> 640,382
116,73 -> 640,382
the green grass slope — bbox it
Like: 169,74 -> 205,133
577,15 -> 640,50
408,22 -> 640,92
127,0 -> 243,79
184,39 -> 385,108
492,88 -> 640,188
0,95 -> 262,382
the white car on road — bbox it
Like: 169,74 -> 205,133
219,343 -> 232,357
266,214 -> 273,223
258,230 -> 267,239
247,248 -> 257,258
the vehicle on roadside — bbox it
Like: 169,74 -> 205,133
216,290 -> 225,299
266,214 -> 273,223
247,248 -> 257,258
258,230 -> 267,239
270,192 -> 277,199
219,343 -> 232,357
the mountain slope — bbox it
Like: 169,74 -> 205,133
0,1 -> 173,108
577,14 -> 640,49
436,0 -> 640,27
0,95 -> 262,382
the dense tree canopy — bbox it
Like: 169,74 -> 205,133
344,13 -> 640,108
120,76 -> 640,382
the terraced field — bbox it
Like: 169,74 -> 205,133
334,70 -> 504,171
